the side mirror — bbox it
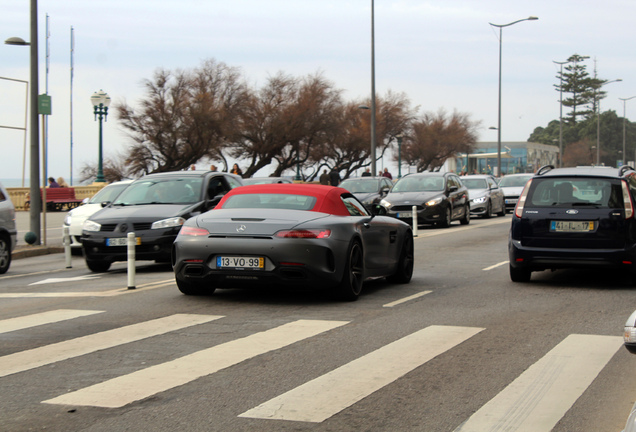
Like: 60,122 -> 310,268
371,204 -> 387,215
448,185 -> 458,193
81,197 -> 89,205
101,201 -> 111,208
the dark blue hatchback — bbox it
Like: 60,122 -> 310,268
509,165 -> 636,283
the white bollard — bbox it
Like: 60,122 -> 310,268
63,226 -> 72,268
412,205 -> 418,237
127,232 -> 136,289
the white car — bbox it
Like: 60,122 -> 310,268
498,173 -> 533,213
63,180 -> 133,250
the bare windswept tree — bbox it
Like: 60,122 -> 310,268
116,59 -> 249,176
401,109 -> 480,172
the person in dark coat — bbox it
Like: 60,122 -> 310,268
361,168 -> 372,177
319,169 -> 330,185
329,166 -> 341,186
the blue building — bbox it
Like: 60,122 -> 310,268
453,141 -> 559,176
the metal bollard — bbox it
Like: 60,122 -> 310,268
127,232 -> 136,289
63,226 -> 72,268
412,205 -> 418,237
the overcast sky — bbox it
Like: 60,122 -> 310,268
1,0 -> 635,184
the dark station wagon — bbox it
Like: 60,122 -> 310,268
509,165 -> 636,283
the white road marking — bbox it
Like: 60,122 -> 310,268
0,314 -> 221,378
383,291 -> 431,307
29,275 -> 101,286
0,309 -> 103,334
43,319 -> 349,408
414,218 -> 510,240
0,268 -> 69,281
453,334 -> 623,432
239,325 -> 484,423
0,279 -> 175,298
483,261 -> 509,271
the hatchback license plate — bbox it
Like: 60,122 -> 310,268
217,256 -> 264,269
397,212 -> 412,218
106,237 -> 141,246
550,221 -> 594,232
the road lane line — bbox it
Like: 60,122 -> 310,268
0,280 -> 175,298
453,334 -> 623,432
0,268 -> 70,281
0,314 -> 222,378
483,261 -> 509,271
239,325 -> 485,423
43,319 -> 349,408
383,291 -> 431,307
0,310 -> 104,334
414,218 -> 510,240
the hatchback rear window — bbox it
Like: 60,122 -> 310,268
526,177 -> 623,208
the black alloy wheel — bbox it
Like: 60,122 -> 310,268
388,233 -> 414,283
438,207 -> 452,228
336,241 -> 364,301
85,259 -> 111,273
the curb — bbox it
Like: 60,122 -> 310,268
13,246 -> 64,260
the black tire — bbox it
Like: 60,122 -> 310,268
388,233 -> 414,284
509,264 -> 531,282
460,205 -> 470,225
335,241 -> 364,301
483,200 -> 492,218
85,259 -> 111,273
497,200 -> 506,216
0,235 -> 11,274
437,207 -> 452,228
176,278 -> 212,296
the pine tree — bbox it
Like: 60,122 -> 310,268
555,54 -> 604,124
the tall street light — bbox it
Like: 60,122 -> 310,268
620,96 -> 636,167
90,90 -> 111,183
490,16 -> 538,177
5,0 -> 41,244
553,60 -> 569,167
370,0 -> 377,176
596,79 -> 622,165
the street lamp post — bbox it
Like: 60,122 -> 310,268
489,16 -> 538,177
396,133 -> 403,178
619,96 -> 636,167
553,60 -> 568,167
90,90 -> 111,183
369,0 -> 377,177
5,0 -> 41,244
595,79 -> 622,165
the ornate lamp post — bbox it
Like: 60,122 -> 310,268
90,90 -> 111,183
489,16 -> 538,177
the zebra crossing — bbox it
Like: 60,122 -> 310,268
0,309 -> 624,430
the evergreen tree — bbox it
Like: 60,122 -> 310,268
555,54 -> 604,124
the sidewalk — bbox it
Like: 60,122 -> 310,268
14,244 -> 64,260
14,210 -> 67,260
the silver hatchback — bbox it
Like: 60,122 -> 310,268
0,181 -> 17,273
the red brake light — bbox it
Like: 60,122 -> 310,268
275,229 -> 331,239
179,226 -> 209,236
514,179 -> 533,218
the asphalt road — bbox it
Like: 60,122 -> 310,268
2,215 -> 636,432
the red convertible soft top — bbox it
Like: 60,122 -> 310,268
216,184 -> 352,216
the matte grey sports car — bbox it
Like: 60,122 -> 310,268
172,184 -> 414,301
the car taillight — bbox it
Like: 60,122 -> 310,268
514,179 -> 533,218
622,180 -> 634,219
275,229 -> 331,239
179,226 -> 209,236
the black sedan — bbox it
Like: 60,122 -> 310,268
379,172 -> 470,227
81,170 -> 243,272
339,176 -> 393,212
171,184 -> 414,301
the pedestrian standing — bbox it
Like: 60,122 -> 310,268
329,166 -> 341,186
361,168 -> 371,177
319,169 -> 330,185
381,168 -> 393,180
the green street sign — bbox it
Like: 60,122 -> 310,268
38,94 -> 52,115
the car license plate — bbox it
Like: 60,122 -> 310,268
397,212 -> 412,218
106,237 -> 141,246
217,256 -> 264,269
550,221 -> 594,232
505,198 -> 518,204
